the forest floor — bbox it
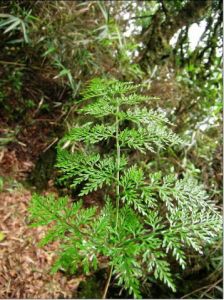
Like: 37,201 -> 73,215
0,119 -> 84,298
0,188 -> 82,299
0,167 -> 85,299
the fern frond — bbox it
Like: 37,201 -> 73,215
115,94 -> 158,106
144,211 -> 164,231
113,260 -> 142,299
61,123 -> 116,146
81,78 -> 141,101
153,256 -> 176,292
77,156 -> 116,196
81,78 -> 112,100
29,193 -> 71,226
103,206 -> 147,300
79,97 -> 116,117
173,176 -> 220,214
119,124 -> 181,153
56,149 -> 100,185
118,205 -> 144,237
167,209 -> 222,254
162,229 -> 186,269
120,166 -> 156,215
119,128 -> 155,153
119,107 -> 173,125
29,78 -> 222,298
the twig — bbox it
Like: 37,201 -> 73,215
43,137 -> 58,153
102,265 -> 113,299
200,278 -> 223,298
181,286 -> 209,299
0,60 -> 44,71
181,278 -> 223,299
0,60 -> 26,66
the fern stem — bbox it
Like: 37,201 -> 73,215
102,265 -> 113,299
103,104 -> 120,299
115,104 -> 120,229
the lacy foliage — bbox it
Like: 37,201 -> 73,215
29,78 -> 222,298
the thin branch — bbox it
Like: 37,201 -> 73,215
200,278 -> 223,298
181,278 -> 223,299
102,265 -> 113,299
159,0 -> 169,19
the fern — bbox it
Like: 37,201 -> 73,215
60,123 -> 116,145
29,78 -> 222,298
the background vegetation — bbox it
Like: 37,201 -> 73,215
0,0 -> 222,299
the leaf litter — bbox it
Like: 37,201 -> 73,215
0,189 -> 84,298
